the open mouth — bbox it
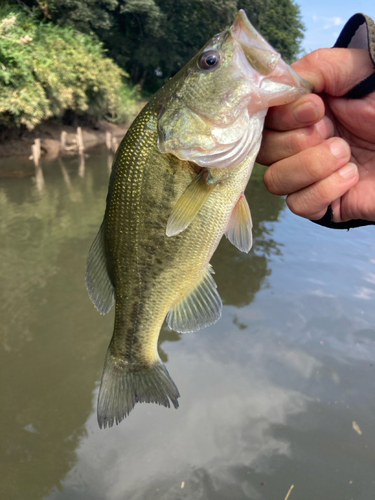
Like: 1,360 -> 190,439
231,10 -> 313,92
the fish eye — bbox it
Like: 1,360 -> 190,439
199,50 -> 220,70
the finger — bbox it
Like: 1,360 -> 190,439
286,162 -> 359,220
292,48 -> 375,96
265,93 -> 325,131
258,115 -> 334,166
327,93 -> 375,144
264,137 -> 351,196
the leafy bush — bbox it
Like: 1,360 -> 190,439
0,5 -> 138,129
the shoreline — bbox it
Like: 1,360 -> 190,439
0,120 -> 129,160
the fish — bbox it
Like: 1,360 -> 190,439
85,10 -> 312,429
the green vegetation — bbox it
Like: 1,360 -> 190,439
21,0 -> 304,92
0,5 -> 138,129
1,0 -> 304,129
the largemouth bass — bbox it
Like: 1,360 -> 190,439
86,10 -> 312,428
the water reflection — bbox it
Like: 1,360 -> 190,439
0,152 -> 281,499
46,337 -> 313,500
0,148 -> 113,500
34,161 -> 45,192
1,150 -> 375,500
212,165 -> 284,308
78,154 -> 85,178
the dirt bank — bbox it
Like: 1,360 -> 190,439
0,119 -> 130,160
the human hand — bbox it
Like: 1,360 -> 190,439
258,48 -> 375,222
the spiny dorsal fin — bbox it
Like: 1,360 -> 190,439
166,265 -> 222,333
225,194 -> 253,253
85,225 -> 115,314
166,171 -> 217,237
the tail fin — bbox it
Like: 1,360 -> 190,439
97,351 -> 180,429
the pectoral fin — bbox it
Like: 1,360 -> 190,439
166,265 -> 222,333
166,170 -> 218,237
85,225 -> 115,314
225,194 -> 253,253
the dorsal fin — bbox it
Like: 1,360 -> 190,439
85,225 -> 115,314
166,171 -> 217,237
225,194 -> 253,253
166,265 -> 222,333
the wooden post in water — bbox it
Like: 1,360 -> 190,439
76,127 -> 84,155
31,139 -> 45,191
105,131 -> 112,151
60,130 -> 67,152
31,138 -> 41,166
77,127 -> 85,178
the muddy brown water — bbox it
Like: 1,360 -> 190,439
1,145 -> 375,500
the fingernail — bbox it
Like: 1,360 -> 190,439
315,116 -> 333,139
330,138 -> 350,159
294,101 -> 320,123
338,162 -> 358,179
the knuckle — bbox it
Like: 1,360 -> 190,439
314,181 -> 332,204
285,125 -> 321,157
288,131 -> 302,154
300,142 -> 337,183
286,193 -> 303,215
303,160 -> 324,182
258,130 -> 281,165
286,187 -> 325,219
257,144 -> 270,166
264,165 -> 284,195
266,104 -> 294,131
301,125 -> 322,149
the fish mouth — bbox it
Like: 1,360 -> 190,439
230,10 -> 313,92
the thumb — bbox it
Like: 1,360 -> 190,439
292,48 -> 375,96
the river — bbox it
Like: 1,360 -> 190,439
1,146 -> 375,500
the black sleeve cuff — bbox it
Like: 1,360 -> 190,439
312,206 -> 375,230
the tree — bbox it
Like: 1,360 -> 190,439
11,0 -> 304,92
0,4 -> 137,128
250,0 -> 304,63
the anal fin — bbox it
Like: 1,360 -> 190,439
166,170 -> 217,237
225,194 -> 253,253
167,265 -> 222,333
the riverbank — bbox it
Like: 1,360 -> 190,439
0,119 -> 130,160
